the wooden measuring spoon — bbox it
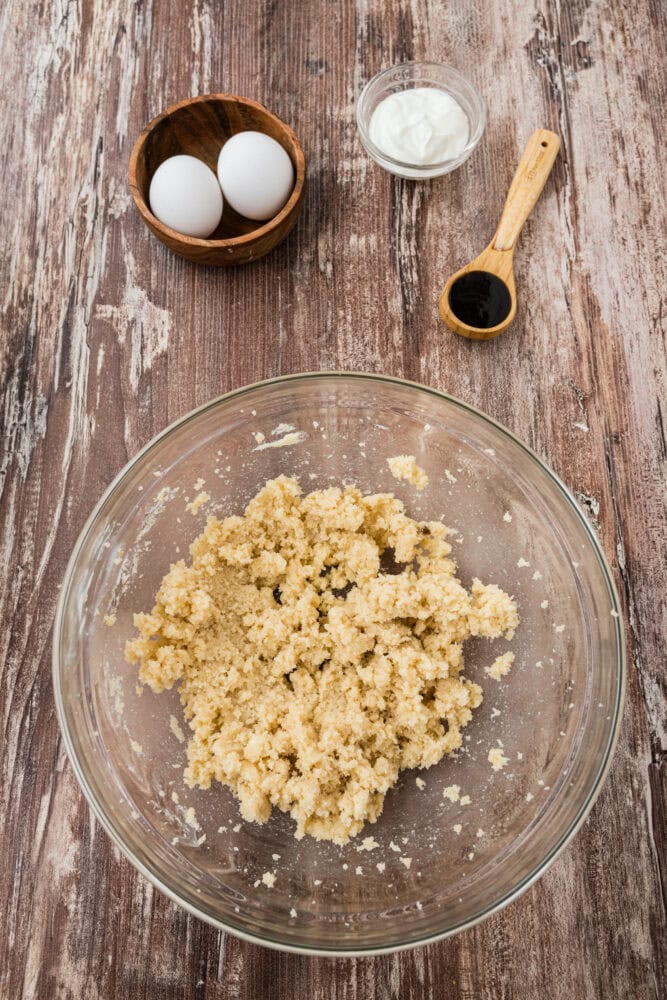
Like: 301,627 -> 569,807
439,128 -> 560,340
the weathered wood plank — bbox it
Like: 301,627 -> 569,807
0,0 -> 665,997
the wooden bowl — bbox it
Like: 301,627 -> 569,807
128,94 -> 306,266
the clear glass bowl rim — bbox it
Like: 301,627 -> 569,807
356,61 -> 487,173
52,371 -> 625,957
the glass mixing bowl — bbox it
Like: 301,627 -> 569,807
53,373 -> 624,955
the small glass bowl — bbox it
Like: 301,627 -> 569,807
356,61 -> 486,179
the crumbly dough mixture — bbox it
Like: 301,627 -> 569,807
485,651 -> 515,681
387,454 -> 429,490
126,476 -> 518,844
488,747 -> 510,771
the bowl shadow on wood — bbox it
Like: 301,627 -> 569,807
129,94 -> 306,266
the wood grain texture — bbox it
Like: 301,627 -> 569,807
0,0 -> 665,997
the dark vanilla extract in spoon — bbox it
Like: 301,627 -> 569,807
447,270 -> 513,330
439,129 -> 560,340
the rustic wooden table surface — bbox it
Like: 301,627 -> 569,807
1,0 -> 665,997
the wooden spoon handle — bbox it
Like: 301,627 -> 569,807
492,129 -> 560,251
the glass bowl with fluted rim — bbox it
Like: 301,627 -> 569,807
356,62 -> 486,179
53,372 -> 624,956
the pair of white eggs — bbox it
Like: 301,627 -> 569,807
149,131 -> 294,239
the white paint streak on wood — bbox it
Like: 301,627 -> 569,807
190,0 -> 214,96
115,1 -> 155,144
96,235 -> 171,393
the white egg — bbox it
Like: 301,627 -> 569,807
149,155 -> 223,238
217,132 -> 294,222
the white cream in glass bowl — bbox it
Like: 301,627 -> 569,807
357,62 -> 486,179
